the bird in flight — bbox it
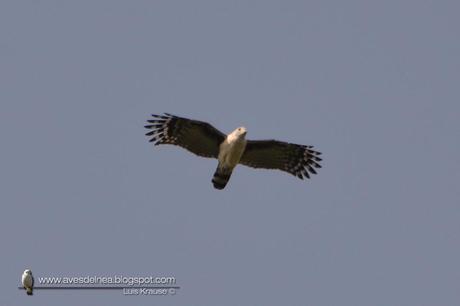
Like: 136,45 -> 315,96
145,113 -> 322,190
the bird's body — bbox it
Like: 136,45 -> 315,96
213,127 -> 247,189
145,113 -> 322,189
218,127 -> 247,167
22,269 -> 34,295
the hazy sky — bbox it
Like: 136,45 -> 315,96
1,1 -> 459,305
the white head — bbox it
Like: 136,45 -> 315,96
233,127 -> 247,138
23,269 -> 32,275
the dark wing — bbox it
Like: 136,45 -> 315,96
240,140 -> 322,179
145,113 -> 226,158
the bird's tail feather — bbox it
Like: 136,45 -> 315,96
212,164 -> 233,190
26,288 -> 33,295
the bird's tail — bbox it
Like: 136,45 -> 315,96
212,164 -> 233,190
26,288 -> 33,295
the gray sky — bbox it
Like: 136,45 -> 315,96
1,1 -> 459,305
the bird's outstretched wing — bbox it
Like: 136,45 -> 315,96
240,140 -> 322,179
145,113 -> 226,158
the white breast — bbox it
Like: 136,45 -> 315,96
22,274 -> 32,287
218,134 -> 247,169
